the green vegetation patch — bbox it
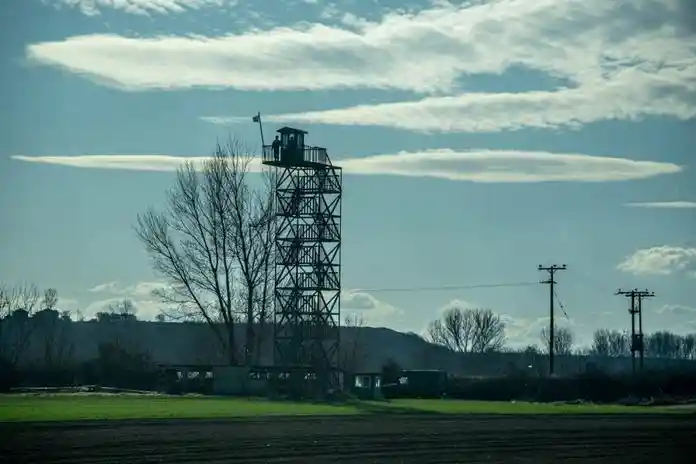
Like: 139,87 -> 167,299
0,394 -> 684,422
0,394 -> 360,422
382,399 -> 680,415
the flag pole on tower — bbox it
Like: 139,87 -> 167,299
253,112 -> 265,148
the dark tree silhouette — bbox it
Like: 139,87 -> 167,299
427,307 -> 506,353
426,307 -> 474,353
540,325 -> 575,355
590,329 -> 630,357
0,283 -> 40,365
340,313 -> 368,379
135,138 -> 273,365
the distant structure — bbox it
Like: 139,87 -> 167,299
261,126 -> 343,397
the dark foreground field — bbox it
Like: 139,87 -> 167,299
4,414 -> 695,463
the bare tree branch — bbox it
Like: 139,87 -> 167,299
134,135 -> 273,366
428,308 -> 505,353
340,313 -> 367,377
470,308 -> 506,353
34,292 -> 74,369
590,329 -> 630,357
0,283 -> 40,365
540,325 -> 575,355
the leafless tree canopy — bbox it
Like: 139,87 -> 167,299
95,299 -> 138,322
0,283 -> 41,365
427,307 -> 506,354
41,288 -> 58,311
134,137 -> 274,366
590,329 -> 631,357
33,289 -> 74,369
470,309 -> 507,353
340,313 -> 368,375
540,325 -> 575,355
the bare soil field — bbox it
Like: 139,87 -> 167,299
4,414 -> 695,463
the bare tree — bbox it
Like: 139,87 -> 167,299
447,308 -> 475,352
680,334 -> 696,360
250,173 -> 275,365
645,330 -> 684,359
42,288 -> 58,311
590,329 -> 630,357
94,299 -> 143,355
523,344 -> 541,355
0,283 -> 40,365
340,313 -> 368,378
426,319 -> 454,351
95,299 -> 137,322
470,308 -> 506,353
135,138 -> 273,366
74,308 -> 85,322
427,308 -> 505,353
540,325 -> 575,355
34,287 -> 61,367
426,307 -> 474,352
34,302 -> 74,369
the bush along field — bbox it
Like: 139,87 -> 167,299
382,368 -> 696,405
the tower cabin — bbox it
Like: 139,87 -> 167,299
262,127 -> 331,168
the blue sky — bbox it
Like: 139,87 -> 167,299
1,0 -> 695,348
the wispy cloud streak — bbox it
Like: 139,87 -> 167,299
11,150 -> 682,183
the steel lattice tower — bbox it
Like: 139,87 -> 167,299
261,127 -> 342,397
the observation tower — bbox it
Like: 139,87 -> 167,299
261,126 -> 343,396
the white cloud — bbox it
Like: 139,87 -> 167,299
342,290 -> 402,326
12,154 -> 210,172
624,201 -> 696,209
654,305 -> 696,335
657,304 -> 696,317
617,245 -> 696,276
11,150 -> 682,183
502,314 -> 584,348
26,0 -> 696,136
339,150 -> 682,183
28,0 -> 694,91
57,297 -> 80,313
85,280 -> 171,320
87,280 -> 170,297
436,299 -> 478,316
46,0 -> 225,16
87,281 -> 120,293
204,68 -> 696,132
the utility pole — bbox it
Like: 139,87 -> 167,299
538,264 -> 566,376
616,288 -> 654,373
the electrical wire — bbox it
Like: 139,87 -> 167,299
553,287 -> 570,321
350,281 -> 539,294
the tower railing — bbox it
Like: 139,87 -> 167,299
262,145 -> 330,166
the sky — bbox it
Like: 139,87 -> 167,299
1,0 -> 695,349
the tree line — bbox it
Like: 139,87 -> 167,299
0,283 -> 147,370
426,306 -> 696,360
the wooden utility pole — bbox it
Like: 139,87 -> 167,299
538,264 -> 566,376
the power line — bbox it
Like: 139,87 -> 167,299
553,287 -> 570,321
350,281 -> 538,294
